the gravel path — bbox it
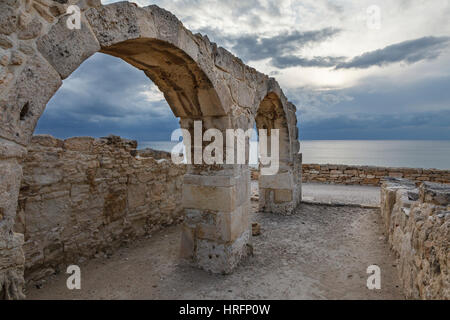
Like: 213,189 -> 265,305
26,200 -> 403,300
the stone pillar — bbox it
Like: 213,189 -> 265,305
0,138 -> 26,299
259,153 -> 302,215
178,118 -> 252,274
180,167 -> 252,274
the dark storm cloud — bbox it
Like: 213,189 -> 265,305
265,36 -> 450,69
36,53 -> 180,142
37,52 -> 450,142
197,30 -> 450,72
271,55 -> 346,68
196,27 -> 342,65
231,28 -> 341,61
335,36 -> 450,69
289,74 -> 450,140
300,110 -> 450,140
268,36 -> 450,69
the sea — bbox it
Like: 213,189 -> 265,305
140,140 -> 450,170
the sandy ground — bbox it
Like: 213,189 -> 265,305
26,190 -> 404,300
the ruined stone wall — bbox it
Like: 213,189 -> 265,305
14,135 -> 186,283
302,164 -> 450,186
380,178 -> 449,299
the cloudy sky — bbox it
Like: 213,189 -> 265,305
36,0 -> 450,141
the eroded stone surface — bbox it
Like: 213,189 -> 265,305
381,178 -> 449,299
37,16 -> 100,79
0,54 -> 62,146
15,135 -> 186,283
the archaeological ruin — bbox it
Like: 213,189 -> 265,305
381,179 -> 449,299
1,1 -> 449,301
0,0 -> 301,299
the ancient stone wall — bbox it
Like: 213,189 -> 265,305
380,178 -> 449,299
14,135 -> 186,284
302,164 -> 450,186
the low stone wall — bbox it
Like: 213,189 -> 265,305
380,178 -> 449,299
302,164 -> 450,186
14,135 -> 186,283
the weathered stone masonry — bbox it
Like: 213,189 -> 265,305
15,135 -> 186,284
302,164 -> 450,186
0,1 -> 301,298
381,179 -> 449,299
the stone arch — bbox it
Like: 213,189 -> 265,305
256,92 -> 291,165
1,2 -> 232,147
254,84 -> 302,215
0,0 -> 301,299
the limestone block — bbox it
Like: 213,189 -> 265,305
0,55 -> 61,145
183,174 -> 235,187
214,46 -> 244,80
0,5 -> 19,35
182,184 -> 236,212
0,159 -> 23,235
230,78 -> 254,109
37,16 -> 100,79
259,172 -> 293,190
195,201 -> 250,243
0,138 -> 27,159
274,189 -> 293,203
0,267 -> 25,300
0,233 -> 24,268
218,201 -> 250,243
177,28 -> 199,61
127,184 -> 147,209
0,35 -> 13,49
70,184 -> 90,202
3,0 -> 21,8
31,135 -> 63,148
17,17 -> 43,40
85,2 -> 142,48
235,172 -> 250,208
196,229 -> 251,274
145,5 -> 182,46
24,166 -> 63,186
26,196 -> 70,234
420,182 -> 450,206
63,137 -> 94,152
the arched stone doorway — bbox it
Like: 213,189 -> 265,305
0,1 -> 301,299
256,89 -> 302,215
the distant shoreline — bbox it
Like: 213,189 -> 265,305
140,140 -> 450,171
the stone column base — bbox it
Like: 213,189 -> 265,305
180,170 -> 252,274
0,233 -> 25,300
258,154 -> 302,215
259,186 -> 301,215
1,143 -> 27,299
188,226 -> 252,275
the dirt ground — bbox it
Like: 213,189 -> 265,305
26,198 -> 404,300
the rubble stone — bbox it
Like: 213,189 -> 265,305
381,178 -> 449,299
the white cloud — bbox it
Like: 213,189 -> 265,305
103,0 -> 450,92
